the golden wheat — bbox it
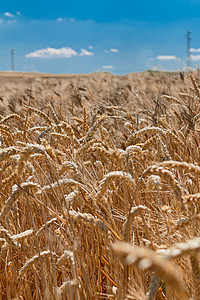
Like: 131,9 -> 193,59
0,71 -> 200,299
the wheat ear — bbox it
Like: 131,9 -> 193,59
159,237 -> 200,259
0,182 -> 38,221
19,250 -> 57,277
111,241 -> 187,298
189,74 -> 200,100
0,113 -> 22,124
25,105 -> 52,126
64,209 -> 109,233
96,171 -> 135,200
142,165 -> 186,212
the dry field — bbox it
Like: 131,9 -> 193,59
0,70 -> 200,299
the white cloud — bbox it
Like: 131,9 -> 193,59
88,45 -> 93,49
104,48 -> 119,53
110,48 -> 119,53
79,49 -> 94,56
26,47 -> 78,59
16,11 -> 21,15
190,48 -> 200,53
102,65 -> 114,69
190,54 -> 200,61
4,12 -> 15,18
57,18 -> 66,22
156,55 -> 178,60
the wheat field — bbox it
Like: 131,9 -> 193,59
0,70 -> 200,299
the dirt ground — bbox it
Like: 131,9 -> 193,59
0,70 -> 194,118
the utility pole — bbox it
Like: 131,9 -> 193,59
186,31 -> 191,68
11,49 -> 15,71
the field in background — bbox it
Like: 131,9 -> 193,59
0,70 -> 190,116
0,70 -> 200,299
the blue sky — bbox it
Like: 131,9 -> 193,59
1,0 -> 200,74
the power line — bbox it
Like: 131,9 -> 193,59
186,31 -> 191,68
11,49 -> 15,71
